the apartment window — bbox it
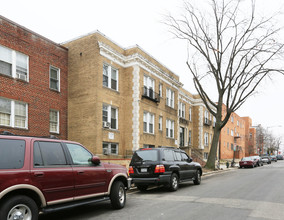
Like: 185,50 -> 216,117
0,97 -> 27,129
189,108 -> 192,121
179,102 -> 185,118
166,119 -> 174,138
227,128 -> 229,135
103,63 -> 118,91
204,132 -> 209,146
166,88 -> 174,108
159,84 -> 163,97
143,75 -> 155,99
231,130 -> 234,136
179,127 -> 185,146
0,45 -> 28,81
204,110 -> 209,123
50,110 -> 59,133
188,130 -> 192,145
50,66 -> 60,91
159,116 -> 163,131
237,120 -> 239,126
103,142 -> 118,155
231,143 -> 234,150
143,112 -> 154,134
227,142 -> 229,150
204,152 -> 209,160
102,104 -> 118,129
231,116 -> 234,123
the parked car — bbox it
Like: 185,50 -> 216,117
251,155 -> 263,166
239,157 -> 257,168
129,147 -> 202,192
270,155 -> 277,162
0,133 -> 131,220
276,155 -> 284,160
261,156 -> 272,164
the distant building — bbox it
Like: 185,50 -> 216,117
242,117 -> 257,156
219,104 -> 246,160
0,16 -> 68,138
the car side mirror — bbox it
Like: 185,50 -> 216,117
91,156 -> 101,165
187,158 -> 193,163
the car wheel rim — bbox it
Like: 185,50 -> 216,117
172,176 -> 178,189
118,186 -> 125,204
197,171 -> 201,182
8,204 -> 32,220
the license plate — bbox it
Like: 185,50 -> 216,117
141,168 -> 147,173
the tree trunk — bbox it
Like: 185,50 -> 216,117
205,125 -> 221,170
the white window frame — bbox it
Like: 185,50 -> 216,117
189,108 -> 192,121
103,142 -> 118,155
166,88 -> 174,108
204,110 -> 209,123
231,130 -> 234,136
159,116 -> 163,131
179,102 -> 185,118
103,63 -> 118,91
49,66 -> 60,92
102,104 -> 118,130
166,119 -> 174,138
50,109 -> 59,133
204,132 -> 209,146
159,83 -> 163,97
143,111 -> 154,134
0,97 -> 28,129
0,45 -> 29,81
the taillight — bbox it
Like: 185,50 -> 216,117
154,165 -> 165,173
129,166 -> 134,174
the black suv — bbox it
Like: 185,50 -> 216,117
129,147 -> 202,191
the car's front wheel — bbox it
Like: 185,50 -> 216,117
0,195 -> 38,220
168,173 -> 179,191
193,170 -> 201,185
110,181 -> 126,209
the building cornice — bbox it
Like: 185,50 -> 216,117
98,41 -> 183,89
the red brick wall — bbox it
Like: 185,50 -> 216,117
0,16 -> 68,139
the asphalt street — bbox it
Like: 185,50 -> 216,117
40,160 -> 284,220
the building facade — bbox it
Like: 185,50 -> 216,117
0,16 -> 68,139
219,104 -> 246,160
64,31 -> 184,161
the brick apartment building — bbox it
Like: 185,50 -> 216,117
0,16 -> 68,139
219,104 -> 246,160
242,117 -> 257,156
63,31 -> 216,165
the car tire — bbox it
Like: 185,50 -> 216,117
168,173 -> 179,191
0,195 -> 38,220
193,170 -> 201,185
136,184 -> 148,192
110,181 -> 126,209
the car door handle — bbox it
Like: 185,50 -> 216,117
34,172 -> 44,177
77,171 -> 84,175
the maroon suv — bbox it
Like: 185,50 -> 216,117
0,134 -> 131,220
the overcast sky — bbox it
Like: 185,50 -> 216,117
1,0 -> 284,147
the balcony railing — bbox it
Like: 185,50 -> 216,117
179,117 -> 189,125
204,118 -> 212,126
142,87 -> 160,103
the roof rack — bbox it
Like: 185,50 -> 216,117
0,131 -> 59,139
158,146 -> 175,149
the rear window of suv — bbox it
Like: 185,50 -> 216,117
132,149 -> 158,162
0,139 -> 25,169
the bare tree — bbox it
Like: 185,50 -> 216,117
164,0 -> 284,169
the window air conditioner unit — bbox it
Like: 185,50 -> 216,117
103,148 -> 110,155
103,121 -> 111,128
17,73 -> 27,81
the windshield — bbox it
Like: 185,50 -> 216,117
242,157 -> 252,161
132,150 -> 158,162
